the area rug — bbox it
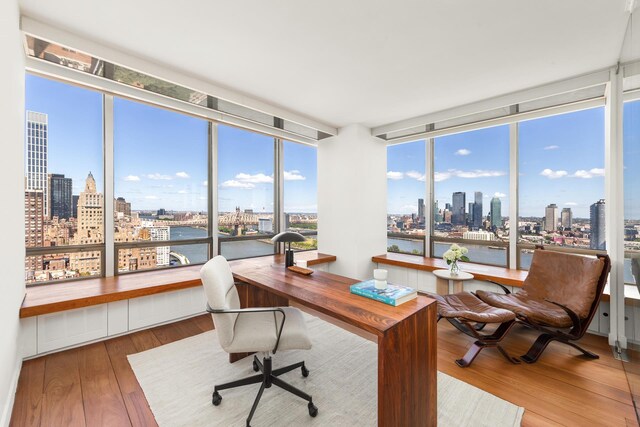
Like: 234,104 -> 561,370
128,314 -> 524,426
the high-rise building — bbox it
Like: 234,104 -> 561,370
433,201 -> 442,223
150,225 -> 171,266
76,172 -> 103,244
157,208 -> 167,216
473,191 -> 483,229
468,202 -> 474,226
24,190 -> 45,277
452,192 -> 466,225
72,195 -> 79,218
26,111 -> 49,219
561,208 -> 573,230
590,199 -> 606,250
48,173 -> 73,219
544,203 -> 558,232
490,197 -> 502,229
115,197 -> 132,216
418,198 -> 425,222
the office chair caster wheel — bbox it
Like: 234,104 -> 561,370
212,391 -> 222,406
308,402 -> 318,417
252,360 -> 260,372
301,365 -> 309,377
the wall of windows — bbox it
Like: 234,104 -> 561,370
433,126 -> 510,267
24,74 -> 318,284
518,108 -> 605,269
113,98 -> 210,273
283,140 -> 318,250
25,74 -> 104,283
386,140 -> 426,255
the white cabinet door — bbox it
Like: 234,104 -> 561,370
37,304 -> 108,354
129,286 -> 206,330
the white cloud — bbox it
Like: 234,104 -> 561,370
565,202 -> 577,206
284,170 -> 306,181
540,169 -> 568,179
387,171 -> 404,180
175,172 -> 190,179
406,171 -> 426,181
220,180 -> 255,189
123,175 -> 140,182
178,190 -> 188,194
494,192 -> 506,198
147,173 -> 173,180
434,169 -> 506,182
544,145 -> 560,150
144,195 -> 158,199
203,180 -> 208,186
455,148 -> 471,156
235,173 -> 273,184
572,168 -> 605,179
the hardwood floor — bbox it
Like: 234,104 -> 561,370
9,314 -> 640,426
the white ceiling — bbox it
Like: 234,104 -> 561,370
19,0 -> 630,129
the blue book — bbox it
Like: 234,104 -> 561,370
350,280 -> 417,306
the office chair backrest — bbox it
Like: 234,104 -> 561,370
200,255 -> 241,350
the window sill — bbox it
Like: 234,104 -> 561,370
20,251 -> 336,318
373,253 -> 528,287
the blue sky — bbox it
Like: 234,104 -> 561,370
387,107 -> 621,219
26,74 -> 318,213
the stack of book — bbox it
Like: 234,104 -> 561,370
350,279 -> 417,306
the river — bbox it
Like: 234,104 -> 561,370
387,237 -> 637,285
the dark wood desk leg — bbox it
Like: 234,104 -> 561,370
229,282 -> 290,364
378,303 -> 437,426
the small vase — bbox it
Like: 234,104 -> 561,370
449,260 -> 460,276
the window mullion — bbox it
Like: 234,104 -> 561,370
104,94 -> 115,277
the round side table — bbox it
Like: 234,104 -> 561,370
433,269 -> 474,295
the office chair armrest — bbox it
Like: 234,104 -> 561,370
206,304 -> 287,354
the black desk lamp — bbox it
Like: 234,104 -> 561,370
271,231 -> 306,268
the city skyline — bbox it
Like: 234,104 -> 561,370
386,107 -> 625,219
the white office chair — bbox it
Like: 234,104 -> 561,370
200,256 -> 317,427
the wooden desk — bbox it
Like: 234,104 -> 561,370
230,260 -> 438,427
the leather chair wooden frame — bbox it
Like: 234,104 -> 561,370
478,248 -> 611,364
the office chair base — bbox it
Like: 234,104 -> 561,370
212,355 -> 317,426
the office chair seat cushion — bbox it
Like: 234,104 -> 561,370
226,306 -> 312,353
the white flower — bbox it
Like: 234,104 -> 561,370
450,243 -> 461,251
461,247 -> 468,255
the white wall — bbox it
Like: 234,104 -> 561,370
0,0 -> 25,425
317,124 -> 387,280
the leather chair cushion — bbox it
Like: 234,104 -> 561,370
224,306 -> 312,353
476,290 -> 573,328
435,292 -> 516,324
522,250 -> 604,319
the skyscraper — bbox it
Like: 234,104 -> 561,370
590,199 -> 606,250
418,198 -> 425,222
561,208 -> 573,230
452,192 -> 466,226
544,203 -> 558,232
26,111 -> 49,219
48,173 -> 73,219
433,201 -> 442,222
473,191 -> 483,229
71,172 -> 103,275
490,197 -> 502,229
72,195 -> 79,218
76,172 -> 104,244
468,202 -> 474,226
